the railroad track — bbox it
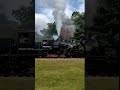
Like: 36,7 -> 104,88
35,58 -> 85,60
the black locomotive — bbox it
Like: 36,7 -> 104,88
0,29 -> 34,76
35,37 -> 84,58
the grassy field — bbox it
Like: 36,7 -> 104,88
35,58 -> 85,90
0,77 -> 34,90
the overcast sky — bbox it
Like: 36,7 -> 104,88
35,0 -> 85,35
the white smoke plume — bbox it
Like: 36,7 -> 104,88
60,19 -> 76,42
52,0 -> 66,36
38,0 -> 67,37
53,35 -> 58,40
37,0 -> 76,41
60,24 -> 76,42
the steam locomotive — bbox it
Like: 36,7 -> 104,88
0,30 -> 34,76
35,37 -> 84,58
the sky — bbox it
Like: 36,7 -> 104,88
35,0 -> 85,35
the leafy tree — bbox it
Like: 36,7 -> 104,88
92,0 -> 119,47
90,0 -> 119,64
71,11 -> 85,50
12,1 -> 34,29
41,22 -> 57,38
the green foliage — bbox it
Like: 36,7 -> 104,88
72,12 -> 85,29
41,22 -> 57,38
88,0 -> 119,60
92,0 -> 119,47
72,11 -> 85,49
12,1 -> 34,29
47,22 -> 57,36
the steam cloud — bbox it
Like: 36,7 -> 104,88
60,19 -> 76,42
51,0 -> 76,41
52,0 -> 66,36
38,0 -> 67,37
38,0 -> 75,41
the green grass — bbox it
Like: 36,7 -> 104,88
35,59 -> 85,90
0,77 -> 34,90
